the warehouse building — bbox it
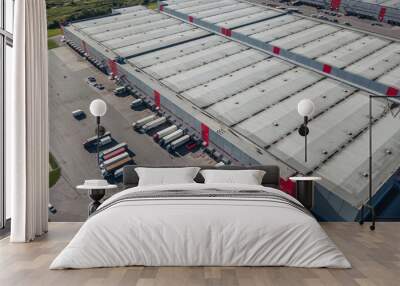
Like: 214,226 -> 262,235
63,0 -> 400,221
300,0 -> 400,24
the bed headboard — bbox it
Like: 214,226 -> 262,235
123,165 -> 280,189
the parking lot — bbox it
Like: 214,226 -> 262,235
249,0 -> 400,39
48,43 -> 215,221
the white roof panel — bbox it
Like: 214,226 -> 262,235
182,58 -> 293,108
103,23 -> 195,50
270,24 -> 339,50
317,36 -> 390,68
92,19 -> 179,42
129,35 -> 226,68
144,41 -> 248,79
249,19 -> 318,43
162,49 -> 267,92
114,29 -> 209,58
291,29 -> 363,58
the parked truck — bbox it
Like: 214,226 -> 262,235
160,129 -> 184,146
99,136 -> 112,147
167,135 -> 191,152
100,152 -> 129,169
130,98 -> 143,109
132,115 -> 156,130
114,86 -> 127,96
83,131 -> 111,148
99,142 -> 127,160
153,125 -> 177,142
141,117 -> 167,133
102,156 -> 133,177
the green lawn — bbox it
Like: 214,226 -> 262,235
48,39 -> 59,50
46,0 -> 145,28
48,28 -> 62,38
49,153 -> 61,188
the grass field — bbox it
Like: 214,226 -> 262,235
48,28 -> 62,38
49,153 -> 61,188
48,39 -> 59,50
46,0 -> 149,28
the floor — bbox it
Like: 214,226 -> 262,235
0,222 -> 398,286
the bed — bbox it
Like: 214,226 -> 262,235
50,165 -> 350,269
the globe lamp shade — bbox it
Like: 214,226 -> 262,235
90,99 -> 107,117
297,99 -> 315,117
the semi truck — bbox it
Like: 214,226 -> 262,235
141,117 -> 167,132
99,136 -> 112,147
101,147 -> 127,162
100,152 -> 129,169
132,115 -> 156,130
83,131 -> 111,148
99,142 -> 127,160
159,129 -> 184,146
102,156 -> 133,177
167,135 -> 191,152
114,167 -> 124,178
153,125 -> 177,142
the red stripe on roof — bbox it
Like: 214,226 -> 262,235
386,87 -> 399,97
272,46 -> 281,55
188,16 -> 194,23
323,64 -> 332,74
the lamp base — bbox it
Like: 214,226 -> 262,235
95,125 -> 106,137
298,124 -> 309,137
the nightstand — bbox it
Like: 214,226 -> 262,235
77,180 -> 117,216
289,176 -> 321,210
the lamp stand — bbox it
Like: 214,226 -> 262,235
96,116 -> 100,166
359,94 -> 400,231
298,116 -> 309,162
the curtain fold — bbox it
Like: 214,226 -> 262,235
8,0 -> 49,242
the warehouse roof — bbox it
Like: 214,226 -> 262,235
65,1 -> 400,208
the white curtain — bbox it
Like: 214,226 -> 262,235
7,0 -> 49,242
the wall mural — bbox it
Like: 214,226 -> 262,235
47,0 -> 400,223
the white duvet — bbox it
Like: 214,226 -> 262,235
50,183 -> 351,269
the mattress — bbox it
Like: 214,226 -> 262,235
50,183 -> 351,269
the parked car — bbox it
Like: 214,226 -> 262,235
95,83 -> 105,90
72,109 -> 86,120
87,76 -> 96,85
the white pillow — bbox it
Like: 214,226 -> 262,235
135,167 -> 201,186
200,169 -> 266,185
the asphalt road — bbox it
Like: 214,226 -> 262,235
48,44 -> 214,221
